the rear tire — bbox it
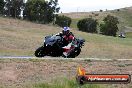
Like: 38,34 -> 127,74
62,48 -> 81,58
74,48 -> 81,57
35,46 -> 45,57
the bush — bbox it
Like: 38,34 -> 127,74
117,9 -> 120,11
55,15 -> 72,27
100,15 -> 119,36
77,18 -> 98,33
99,10 -> 103,12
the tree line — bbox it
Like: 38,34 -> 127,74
56,14 -> 119,37
0,0 -> 119,36
0,0 -> 60,23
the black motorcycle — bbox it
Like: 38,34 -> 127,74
34,34 -> 85,58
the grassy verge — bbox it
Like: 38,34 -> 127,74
33,78 -> 104,88
0,78 -> 104,88
0,59 -> 132,88
126,32 -> 132,38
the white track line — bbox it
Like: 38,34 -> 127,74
0,56 -> 132,61
0,56 -> 35,59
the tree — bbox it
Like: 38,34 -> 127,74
10,0 -> 24,18
3,0 -> 11,16
77,18 -> 98,33
4,0 -> 24,18
0,0 -> 5,15
23,0 -> 60,23
100,15 -> 119,36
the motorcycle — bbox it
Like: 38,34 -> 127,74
34,34 -> 85,58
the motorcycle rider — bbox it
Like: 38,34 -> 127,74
61,26 -> 76,57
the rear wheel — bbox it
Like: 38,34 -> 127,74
35,46 -> 45,57
62,48 -> 81,58
74,48 -> 81,57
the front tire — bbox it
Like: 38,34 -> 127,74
35,46 -> 45,57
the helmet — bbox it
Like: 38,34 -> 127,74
62,27 -> 70,35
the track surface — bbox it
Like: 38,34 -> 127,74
0,56 -> 132,61
0,56 -> 132,88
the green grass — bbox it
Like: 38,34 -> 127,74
0,15 -> 132,59
67,10 -> 132,56
126,32 -> 132,38
112,9 -> 132,27
33,78 -> 104,88
74,31 -> 132,59
0,76 -> 105,88
75,32 -> 132,46
70,19 -> 79,29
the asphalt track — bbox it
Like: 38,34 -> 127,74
0,56 -> 132,61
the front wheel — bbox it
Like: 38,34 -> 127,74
34,46 -> 45,57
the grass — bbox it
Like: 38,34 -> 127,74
126,32 -> 132,38
0,13 -> 132,59
0,58 -> 105,88
73,31 -> 132,58
111,8 -> 132,27
0,17 -> 60,56
0,58 -> 132,88
0,78 -> 104,88
70,19 -> 79,29
27,78 -> 104,88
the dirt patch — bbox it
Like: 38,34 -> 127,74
0,59 -> 131,88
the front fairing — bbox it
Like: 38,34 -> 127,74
44,36 -> 55,46
44,35 -> 61,46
